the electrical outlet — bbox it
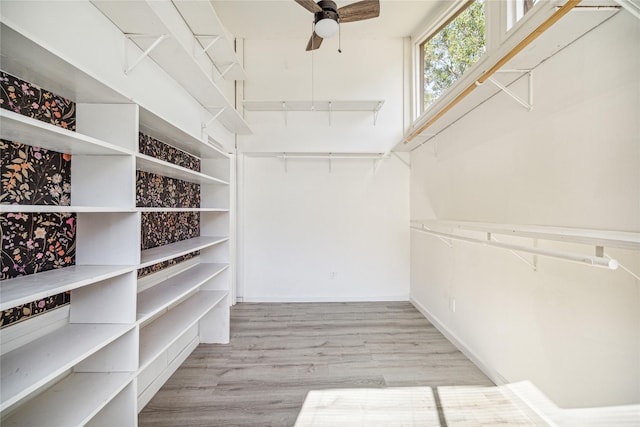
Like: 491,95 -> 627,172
449,297 -> 456,313
329,272 -> 337,280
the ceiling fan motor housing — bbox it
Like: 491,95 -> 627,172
315,0 -> 339,23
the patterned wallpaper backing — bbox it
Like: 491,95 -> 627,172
1,71 -> 76,131
1,70 -> 77,328
139,132 -> 200,172
137,133 -> 201,277
136,170 -> 200,208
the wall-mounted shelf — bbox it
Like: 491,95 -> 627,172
137,263 -> 228,324
2,372 -> 134,427
91,0 -> 251,135
139,236 -> 229,268
138,290 -> 227,371
0,323 -> 134,411
139,107 -> 230,160
411,219 -> 640,272
243,100 -> 385,126
0,265 -> 134,312
0,110 -> 132,156
171,0 -> 247,81
413,219 -> 640,251
136,154 -> 229,185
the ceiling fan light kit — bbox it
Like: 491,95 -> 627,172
295,0 -> 380,51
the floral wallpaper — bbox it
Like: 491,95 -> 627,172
137,251 -> 199,278
1,212 -> 76,328
139,132 -> 200,172
136,171 -> 200,208
141,211 -> 200,251
1,71 -> 76,131
1,140 -> 72,205
0,70 -> 76,329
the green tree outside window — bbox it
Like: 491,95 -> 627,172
422,0 -> 486,110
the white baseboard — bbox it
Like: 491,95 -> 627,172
241,295 -> 409,303
410,296 -> 506,387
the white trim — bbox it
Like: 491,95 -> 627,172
242,295 -> 409,303
409,296 -> 505,386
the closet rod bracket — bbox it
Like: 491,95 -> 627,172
476,70 -> 533,111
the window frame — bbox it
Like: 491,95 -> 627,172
411,0 -> 545,122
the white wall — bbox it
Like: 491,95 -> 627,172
236,35 -> 410,301
239,38 -> 405,153
239,154 -> 410,302
410,11 -> 640,408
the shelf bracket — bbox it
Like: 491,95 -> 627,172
201,107 -> 226,136
283,153 -> 288,173
423,224 -> 453,248
282,102 -> 288,127
489,234 -> 537,271
124,34 -> 170,75
329,101 -> 333,126
476,70 -> 533,111
216,63 -> 236,80
194,35 -> 221,57
373,101 -> 383,126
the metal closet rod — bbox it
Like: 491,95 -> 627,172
404,0 -> 582,144
242,152 -> 389,160
410,226 -> 619,270
275,154 -> 389,160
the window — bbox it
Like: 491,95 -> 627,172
420,0 -> 486,112
507,0 -> 537,31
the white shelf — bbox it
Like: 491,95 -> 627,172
138,107 -> 230,160
171,0 -> 247,81
0,323 -> 134,412
0,23 -> 129,104
91,0 -> 251,135
0,265 -> 135,312
137,207 -> 229,213
0,110 -> 132,156
0,205 -> 135,213
414,219 -> 640,251
136,154 -> 229,185
243,100 -> 385,112
138,290 -> 227,371
137,263 -> 229,324
2,372 -> 134,427
139,236 -> 229,268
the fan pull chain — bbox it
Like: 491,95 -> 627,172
338,22 -> 342,53
311,21 -> 315,109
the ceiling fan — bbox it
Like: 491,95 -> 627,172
295,0 -> 380,51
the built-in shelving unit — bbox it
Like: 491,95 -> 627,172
1,14 -> 234,425
91,0 -> 251,135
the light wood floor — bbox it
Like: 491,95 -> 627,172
139,302 -> 493,426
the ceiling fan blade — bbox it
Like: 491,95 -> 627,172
306,32 -> 324,51
295,0 -> 322,13
338,0 -> 380,23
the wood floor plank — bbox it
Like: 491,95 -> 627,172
139,301 -> 493,426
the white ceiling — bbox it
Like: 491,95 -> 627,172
211,0 -> 448,40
